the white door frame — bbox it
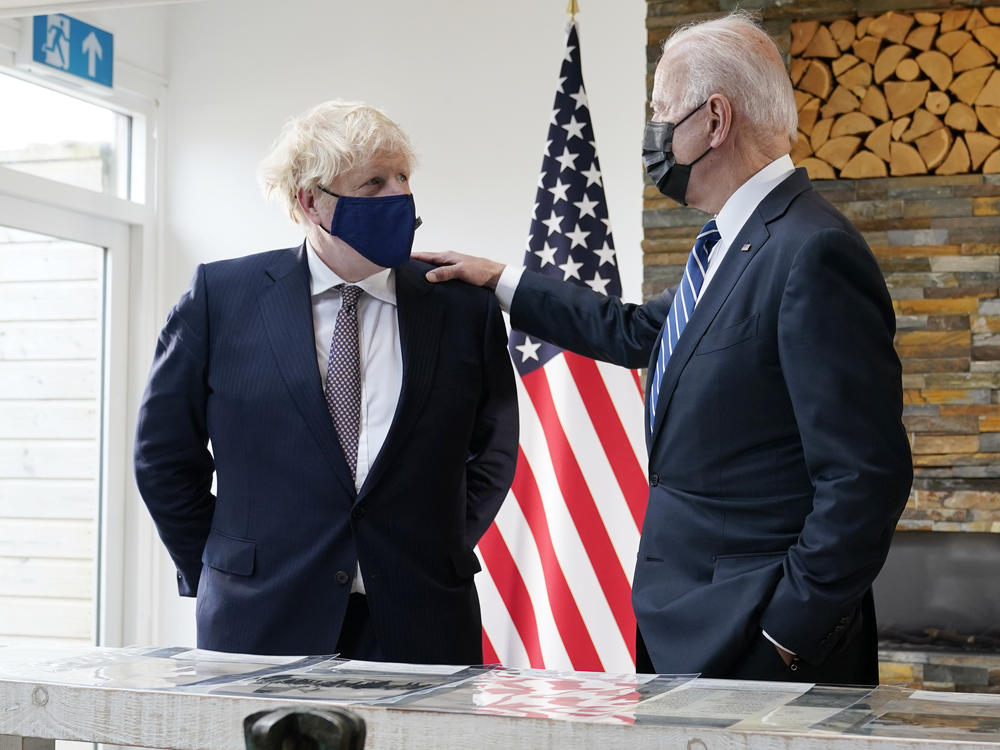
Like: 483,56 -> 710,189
0,168 -> 140,646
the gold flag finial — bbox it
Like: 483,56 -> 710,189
567,0 -> 579,19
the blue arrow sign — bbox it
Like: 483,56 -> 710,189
32,14 -> 113,88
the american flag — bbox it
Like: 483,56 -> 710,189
475,21 -> 648,673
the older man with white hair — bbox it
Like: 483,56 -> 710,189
415,12 -> 912,684
135,101 -> 518,663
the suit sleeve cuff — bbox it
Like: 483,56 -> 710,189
763,629 -> 796,656
495,266 -> 524,312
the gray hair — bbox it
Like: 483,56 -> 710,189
661,11 -> 797,139
257,100 -> 417,225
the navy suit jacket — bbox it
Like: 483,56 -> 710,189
135,245 -> 518,662
510,169 -> 912,680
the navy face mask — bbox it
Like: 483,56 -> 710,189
317,186 -> 422,268
642,99 -> 711,206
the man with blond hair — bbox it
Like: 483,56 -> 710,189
135,101 -> 518,662
416,12 -> 912,684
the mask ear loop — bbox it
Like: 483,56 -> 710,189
309,184 -> 341,236
673,98 -> 708,129
684,99 -> 716,168
316,184 -> 342,198
687,143 -> 713,168
671,100 -> 713,169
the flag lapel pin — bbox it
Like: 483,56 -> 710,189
740,243 -> 751,252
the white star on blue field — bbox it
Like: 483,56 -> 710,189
511,23 -> 621,374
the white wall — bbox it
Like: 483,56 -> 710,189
162,0 -> 646,298
85,4 -> 166,79
154,0 -> 647,644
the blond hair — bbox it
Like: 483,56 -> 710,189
258,100 -> 417,224
662,11 -> 798,139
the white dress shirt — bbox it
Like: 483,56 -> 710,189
495,155 -> 799,655
700,154 -> 795,297
306,242 -> 403,594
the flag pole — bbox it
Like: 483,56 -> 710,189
566,0 -> 579,20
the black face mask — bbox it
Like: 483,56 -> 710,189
642,100 -> 711,206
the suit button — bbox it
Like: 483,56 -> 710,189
176,572 -> 183,581
335,570 -> 350,585
351,505 -> 366,520
649,473 -> 659,487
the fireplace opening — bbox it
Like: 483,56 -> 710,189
874,531 -> 1000,650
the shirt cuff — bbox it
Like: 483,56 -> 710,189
763,629 -> 796,656
495,266 -> 524,312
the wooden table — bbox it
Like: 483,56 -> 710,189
2,645 -> 999,749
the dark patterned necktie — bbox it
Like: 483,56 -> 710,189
324,284 -> 363,478
649,219 -> 720,429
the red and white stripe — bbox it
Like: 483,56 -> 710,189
477,351 -> 647,672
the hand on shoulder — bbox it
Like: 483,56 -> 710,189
411,250 -> 505,290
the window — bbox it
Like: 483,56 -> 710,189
0,72 -> 132,199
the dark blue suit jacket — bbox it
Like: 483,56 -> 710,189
510,169 -> 912,681
135,245 -> 518,662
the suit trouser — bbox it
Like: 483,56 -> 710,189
336,593 -> 384,661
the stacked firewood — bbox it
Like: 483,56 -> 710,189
791,8 -> 1000,178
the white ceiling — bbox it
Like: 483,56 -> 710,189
0,0 -> 203,19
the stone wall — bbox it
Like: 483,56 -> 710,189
644,0 -> 1000,534
880,643 -> 1000,691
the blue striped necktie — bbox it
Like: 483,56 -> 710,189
649,219 -> 721,428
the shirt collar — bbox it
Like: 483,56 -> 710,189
305,240 -> 397,305
714,154 -> 795,247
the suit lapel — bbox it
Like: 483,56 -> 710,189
648,169 -> 811,453
358,262 -> 443,497
258,243 -> 356,496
